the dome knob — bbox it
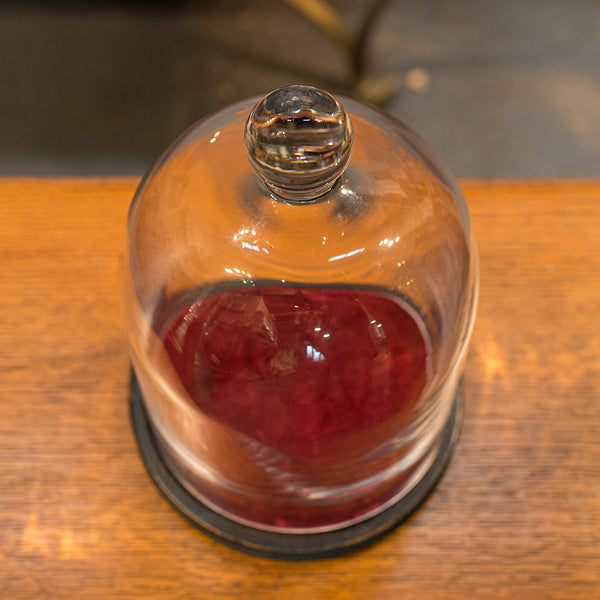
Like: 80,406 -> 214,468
244,85 -> 353,202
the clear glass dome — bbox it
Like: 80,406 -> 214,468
124,85 -> 478,533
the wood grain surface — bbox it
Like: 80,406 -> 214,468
1,178 -> 599,598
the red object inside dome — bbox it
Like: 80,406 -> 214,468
161,285 -> 429,459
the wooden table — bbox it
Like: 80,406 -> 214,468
1,179 -> 599,598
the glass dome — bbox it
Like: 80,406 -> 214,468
124,85 -> 478,540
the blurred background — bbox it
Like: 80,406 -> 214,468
0,0 -> 598,178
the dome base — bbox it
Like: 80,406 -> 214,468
129,372 -> 463,561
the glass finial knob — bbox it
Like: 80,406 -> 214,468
244,85 -> 353,202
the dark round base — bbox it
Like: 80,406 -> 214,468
130,373 -> 463,561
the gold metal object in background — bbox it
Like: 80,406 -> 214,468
284,0 -> 400,105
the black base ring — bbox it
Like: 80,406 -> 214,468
130,373 -> 463,561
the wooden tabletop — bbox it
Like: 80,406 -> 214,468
1,178 -> 599,598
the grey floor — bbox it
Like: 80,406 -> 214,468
1,0 -> 598,178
